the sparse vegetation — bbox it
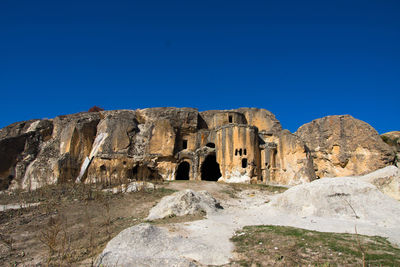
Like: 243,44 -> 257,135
0,182 -> 176,266
2,181 -> 400,266
229,225 -> 400,266
228,183 -> 288,194
88,106 -> 104,112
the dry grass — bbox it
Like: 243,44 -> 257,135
2,181 -> 400,266
0,182 -> 176,266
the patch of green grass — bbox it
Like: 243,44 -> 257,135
228,183 -> 288,193
229,225 -> 400,266
154,187 -> 177,195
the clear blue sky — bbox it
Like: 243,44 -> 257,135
1,0 -> 399,133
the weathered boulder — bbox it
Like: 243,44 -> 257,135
271,177 -> 400,225
296,115 -> 395,178
95,223 -> 198,267
146,189 -> 222,220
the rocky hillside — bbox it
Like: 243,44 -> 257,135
296,115 -> 396,178
0,108 -> 396,191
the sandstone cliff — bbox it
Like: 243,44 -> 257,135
1,109 -> 396,191
296,115 -> 395,178
0,108 -> 317,190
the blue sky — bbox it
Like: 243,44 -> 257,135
1,0 -> 399,133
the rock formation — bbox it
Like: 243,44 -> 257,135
271,176 -> 400,224
359,166 -> 400,201
381,131 -> 400,165
296,115 -> 395,178
146,189 -> 222,220
0,107 -> 318,190
95,223 -> 199,267
0,109 -> 397,191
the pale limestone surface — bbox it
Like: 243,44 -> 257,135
95,223 -> 199,267
271,176 -> 400,223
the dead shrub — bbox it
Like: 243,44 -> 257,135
38,214 -> 71,266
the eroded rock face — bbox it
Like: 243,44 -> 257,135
274,130 -> 316,185
234,107 -> 282,134
18,112 -> 101,190
381,131 -> 400,166
4,108 -> 395,191
0,120 -> 53,190
359,166 -> 400,201
296,115 -> 395,178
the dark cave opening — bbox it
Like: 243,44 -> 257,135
201,154 -> 222,181
175,161 -> 190,180
206,143 -> 215,148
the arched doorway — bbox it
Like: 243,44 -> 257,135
175,161 -> 190,180
201,154 -> 221,181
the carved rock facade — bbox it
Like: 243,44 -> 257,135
0,108 -> 316,190
0,109 -> 396,191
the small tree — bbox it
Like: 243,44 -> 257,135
88,106 -> 104,112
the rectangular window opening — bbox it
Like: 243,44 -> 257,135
242,158 -> 248,168
228,115 -> 233,123
182,140 -> 188,149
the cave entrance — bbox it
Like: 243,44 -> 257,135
175,161 -> 190,180
201,154 -> 221,181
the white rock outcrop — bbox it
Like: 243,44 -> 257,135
271,177 -> 400,226
146,189 -> 222,220
95,223 -> 198,267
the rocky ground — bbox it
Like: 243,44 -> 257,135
0,183 -> 176,266
97,167 -> 400,267
1,167 -> 400,266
